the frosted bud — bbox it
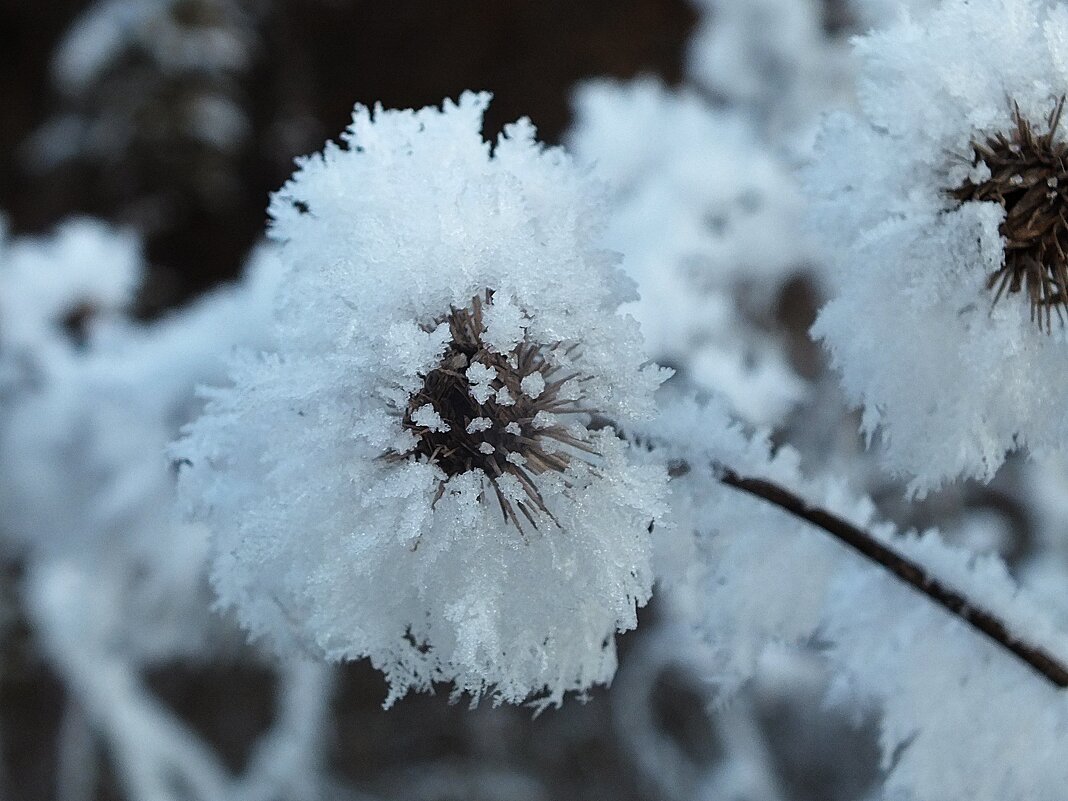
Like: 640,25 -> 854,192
176,92 -> 670,708
805,0 -> 1068,494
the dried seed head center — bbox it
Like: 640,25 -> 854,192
951,97 -> 1068,330
389,290 -> 597,530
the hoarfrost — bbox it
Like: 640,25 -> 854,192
176,92 -> 671,707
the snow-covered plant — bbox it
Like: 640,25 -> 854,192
629,388 -> 1068,801
175,92 -> 671,708
807,0 -> 1068,494
568,77 -> 813,425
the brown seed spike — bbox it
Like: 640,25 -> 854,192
385,290 -> 598,531
950,96 -> 1068,331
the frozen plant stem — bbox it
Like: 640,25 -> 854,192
717,468 -> 1068,688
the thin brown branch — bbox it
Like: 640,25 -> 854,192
717,468 -> 1068,689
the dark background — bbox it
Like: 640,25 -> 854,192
0,0 -> 697,314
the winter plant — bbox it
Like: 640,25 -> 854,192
175,93 -> 670,708
11,0 -> 1068,798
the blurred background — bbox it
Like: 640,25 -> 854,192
2,1 -> 1040,800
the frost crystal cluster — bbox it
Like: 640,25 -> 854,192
177,92 -> 670,707
807,0 -> 1068,493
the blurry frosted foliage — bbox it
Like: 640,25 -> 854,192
610,623 -> 881,801
29,0 -> 262,218
0,218 -> 139,358
27,555 -> 334,801
685,0 -> 939,140
1003,455 -> 1068,627
806,0 -> 1068,495
175,92 -> 671,708
567,78 -> 810,425
685,0 -> 855,139
639,393 -> 1068,798
0,232 -> 282,648
0,230 -> 336,800
53,0 -> 255,91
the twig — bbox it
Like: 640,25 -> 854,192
56,700 -> 97,801
28,561 -> 232,801
233,658 -> 335,801
717,468 -> 1068,688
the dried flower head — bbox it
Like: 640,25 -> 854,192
951,98 -> 1068,329
805,0 -> 1068,493
175,93 -> 670,707
389,289 -> 597,531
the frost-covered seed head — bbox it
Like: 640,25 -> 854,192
950,98 -> 1068,329
805,0 -> 1068,492
390,289 -> 597,530
174,93 -> 670,706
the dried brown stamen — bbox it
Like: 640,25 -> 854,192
950,97 -> 1068,330
386,290 -> 597,530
